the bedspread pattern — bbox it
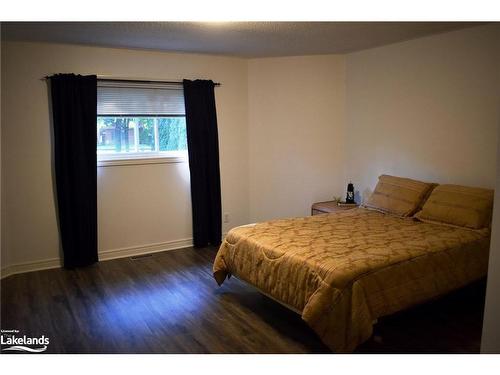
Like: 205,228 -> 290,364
213,208 -> 490,352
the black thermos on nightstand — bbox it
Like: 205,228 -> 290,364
346,182 -> 355,203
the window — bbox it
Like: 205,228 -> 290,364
97,81 -> 188,166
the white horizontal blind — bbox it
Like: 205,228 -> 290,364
97,81 -> 185,116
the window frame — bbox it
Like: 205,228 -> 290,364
97,115 -> 188,167
96,80 -> 188,167
97,152 -> 188,167
97,118 -> 188,166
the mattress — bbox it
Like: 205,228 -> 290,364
213,208 -> 490,352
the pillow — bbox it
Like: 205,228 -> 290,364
363,175 -> 435,217
414,184 -> 494,229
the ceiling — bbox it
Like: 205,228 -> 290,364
1,22 -> 484,58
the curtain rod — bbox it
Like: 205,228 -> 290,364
42,76 -> 221,86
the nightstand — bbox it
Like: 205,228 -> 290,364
311,201 -> 359,215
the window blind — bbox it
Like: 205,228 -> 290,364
97,81 -> 186,116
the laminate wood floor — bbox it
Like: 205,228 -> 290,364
1,247 -> 486,353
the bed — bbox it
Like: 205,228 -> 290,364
213,207 -> 490,352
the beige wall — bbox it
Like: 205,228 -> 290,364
344,24 -> 500,201
248,55 -> 346,222
1,41 -> 249,269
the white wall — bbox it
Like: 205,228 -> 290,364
0,24 -> 3,272
344,24 -> 500,201
248,55 -> 346,222
481,121 -> 500,353
345,25 -> 500,352
1,42 -> 249,270
1,44 -> 348,271
2,25 -> 500,276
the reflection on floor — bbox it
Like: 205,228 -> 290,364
1,247 -> 486,353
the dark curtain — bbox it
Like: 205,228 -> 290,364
50,74 -> 98,268
183,79 -> 222,247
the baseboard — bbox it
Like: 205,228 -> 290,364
0,258 -> 63,279
0,237 -> 193,279
99,238 -> 193,261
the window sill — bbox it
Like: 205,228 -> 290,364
97,154 -> 188,167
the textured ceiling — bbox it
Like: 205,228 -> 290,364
1,22 -> 484,57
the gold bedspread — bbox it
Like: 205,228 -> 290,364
213,208 -> 490,352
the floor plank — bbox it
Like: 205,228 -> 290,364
1,247 -> 486,353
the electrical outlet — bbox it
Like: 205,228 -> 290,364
224,212 -> 230,223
